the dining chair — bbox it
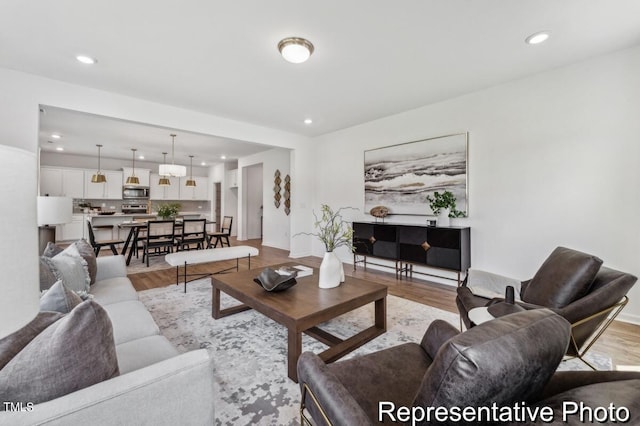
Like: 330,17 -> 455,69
86,220 -> 124,256
142,220 -> 175,266
175,218 -> 207,251
207,216 -> 233,248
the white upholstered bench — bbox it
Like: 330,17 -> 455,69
165,245 -> 259,292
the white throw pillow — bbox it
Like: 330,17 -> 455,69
48,244 -> 91,298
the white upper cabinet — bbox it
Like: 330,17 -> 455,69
84,170 -> 123,199
150,173 -> 180,200
62,169 -> 85,198
40,167 -> 63,196
40,167 -> 84,198
179,176 -> 209,200
122,167 -> 151,187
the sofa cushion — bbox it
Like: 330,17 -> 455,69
413,309 -> 570,410
91,277 -> 139,305
115,335 -> 180,374
39,280 -> 84,313
522,247 -> 602,308
102,301 -> 160,345
535,379 -> 640,425
0,301 -> 119,407
0,311 -> 64,370
73,239 -> 98,285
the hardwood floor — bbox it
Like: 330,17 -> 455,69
126,238 -> 640,368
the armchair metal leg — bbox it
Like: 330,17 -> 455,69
564,297 -> 628,370
300,383 -> 332,426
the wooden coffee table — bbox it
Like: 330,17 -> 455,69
211,262 -> 387,382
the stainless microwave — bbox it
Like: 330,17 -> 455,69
122,186 -> 150,200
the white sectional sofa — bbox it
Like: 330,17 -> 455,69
0,255 -> 214,425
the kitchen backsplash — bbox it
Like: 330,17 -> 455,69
73,199 -> 211,215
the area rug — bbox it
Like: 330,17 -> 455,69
138,279 -> 611,425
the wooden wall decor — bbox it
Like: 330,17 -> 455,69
274,169 -> 281,208
284,174 -> 291,215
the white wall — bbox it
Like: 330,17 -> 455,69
244,164 -> 264,239
238,148 -> 291,250
311,45 -> 640,324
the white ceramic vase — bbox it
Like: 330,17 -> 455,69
319,251 -> 342,289
437,208 -> 450,227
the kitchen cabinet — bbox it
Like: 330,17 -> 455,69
40,167 -> 84,198
40,167 -> 63,196
84,170 -> 123,199
59,214 -> 85,241
180,176 -> 209,200
227,169 -> 238,188
122,167 -> 151,186
150,173 -> 180,200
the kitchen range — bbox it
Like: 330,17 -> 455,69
121,203 -> 149,214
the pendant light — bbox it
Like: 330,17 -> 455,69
158,152 -> 171,186
126,148 -> 140,185
91,144 -> 106,183
185,155 -> 196,187
158,133 -> 186,177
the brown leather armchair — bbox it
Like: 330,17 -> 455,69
456,247 -> 636,369
297,309 -> 640,426
298,309 -> 570,425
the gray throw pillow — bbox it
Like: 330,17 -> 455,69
42,241 -> 64,258
40,280 -> 83,313
0,301 -> 119,407
39,256 -> 59,291
73,239 -> 97,285
47,244 -> 91,297
0,312 -> 64,370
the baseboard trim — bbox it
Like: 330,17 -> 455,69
617,312 -> 640,326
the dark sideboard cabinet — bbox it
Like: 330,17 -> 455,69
352,222 -> 470,284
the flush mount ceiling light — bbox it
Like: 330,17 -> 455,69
158,152 -> 171,186
91,144 -> 106,183
126,148 -> 140,185
278,37 -> 314,63
185,155 -> 196,187
159,134 -> 187,177
525,31 -> 550,45
76,55 -> 97,64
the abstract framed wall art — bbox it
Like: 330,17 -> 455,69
364,132 -> 468,215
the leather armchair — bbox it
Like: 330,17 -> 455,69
456,247 -> 636,369
298,309 -> 570,425
297,309 -> 640,425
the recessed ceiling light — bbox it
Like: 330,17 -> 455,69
76,55 -> 97,65
220,155 -> 227,160
201,161 -> 206,166
278,37 -> 314,64
51,134 -> 61,139
138,155 -> 145,160
55,147 -> 64,151
304,118 -> 313,125
525,31 -> 550,45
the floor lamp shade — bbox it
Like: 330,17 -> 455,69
0,145 -> 39,339
37,196 -> 73,226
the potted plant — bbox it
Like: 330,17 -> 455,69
155,202 -> 181,219
296,204 -> 356,288
426,191 -> 466,226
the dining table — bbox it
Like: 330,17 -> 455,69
119,219 -> 215,266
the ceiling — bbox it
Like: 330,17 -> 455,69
3,1 -> 640,161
